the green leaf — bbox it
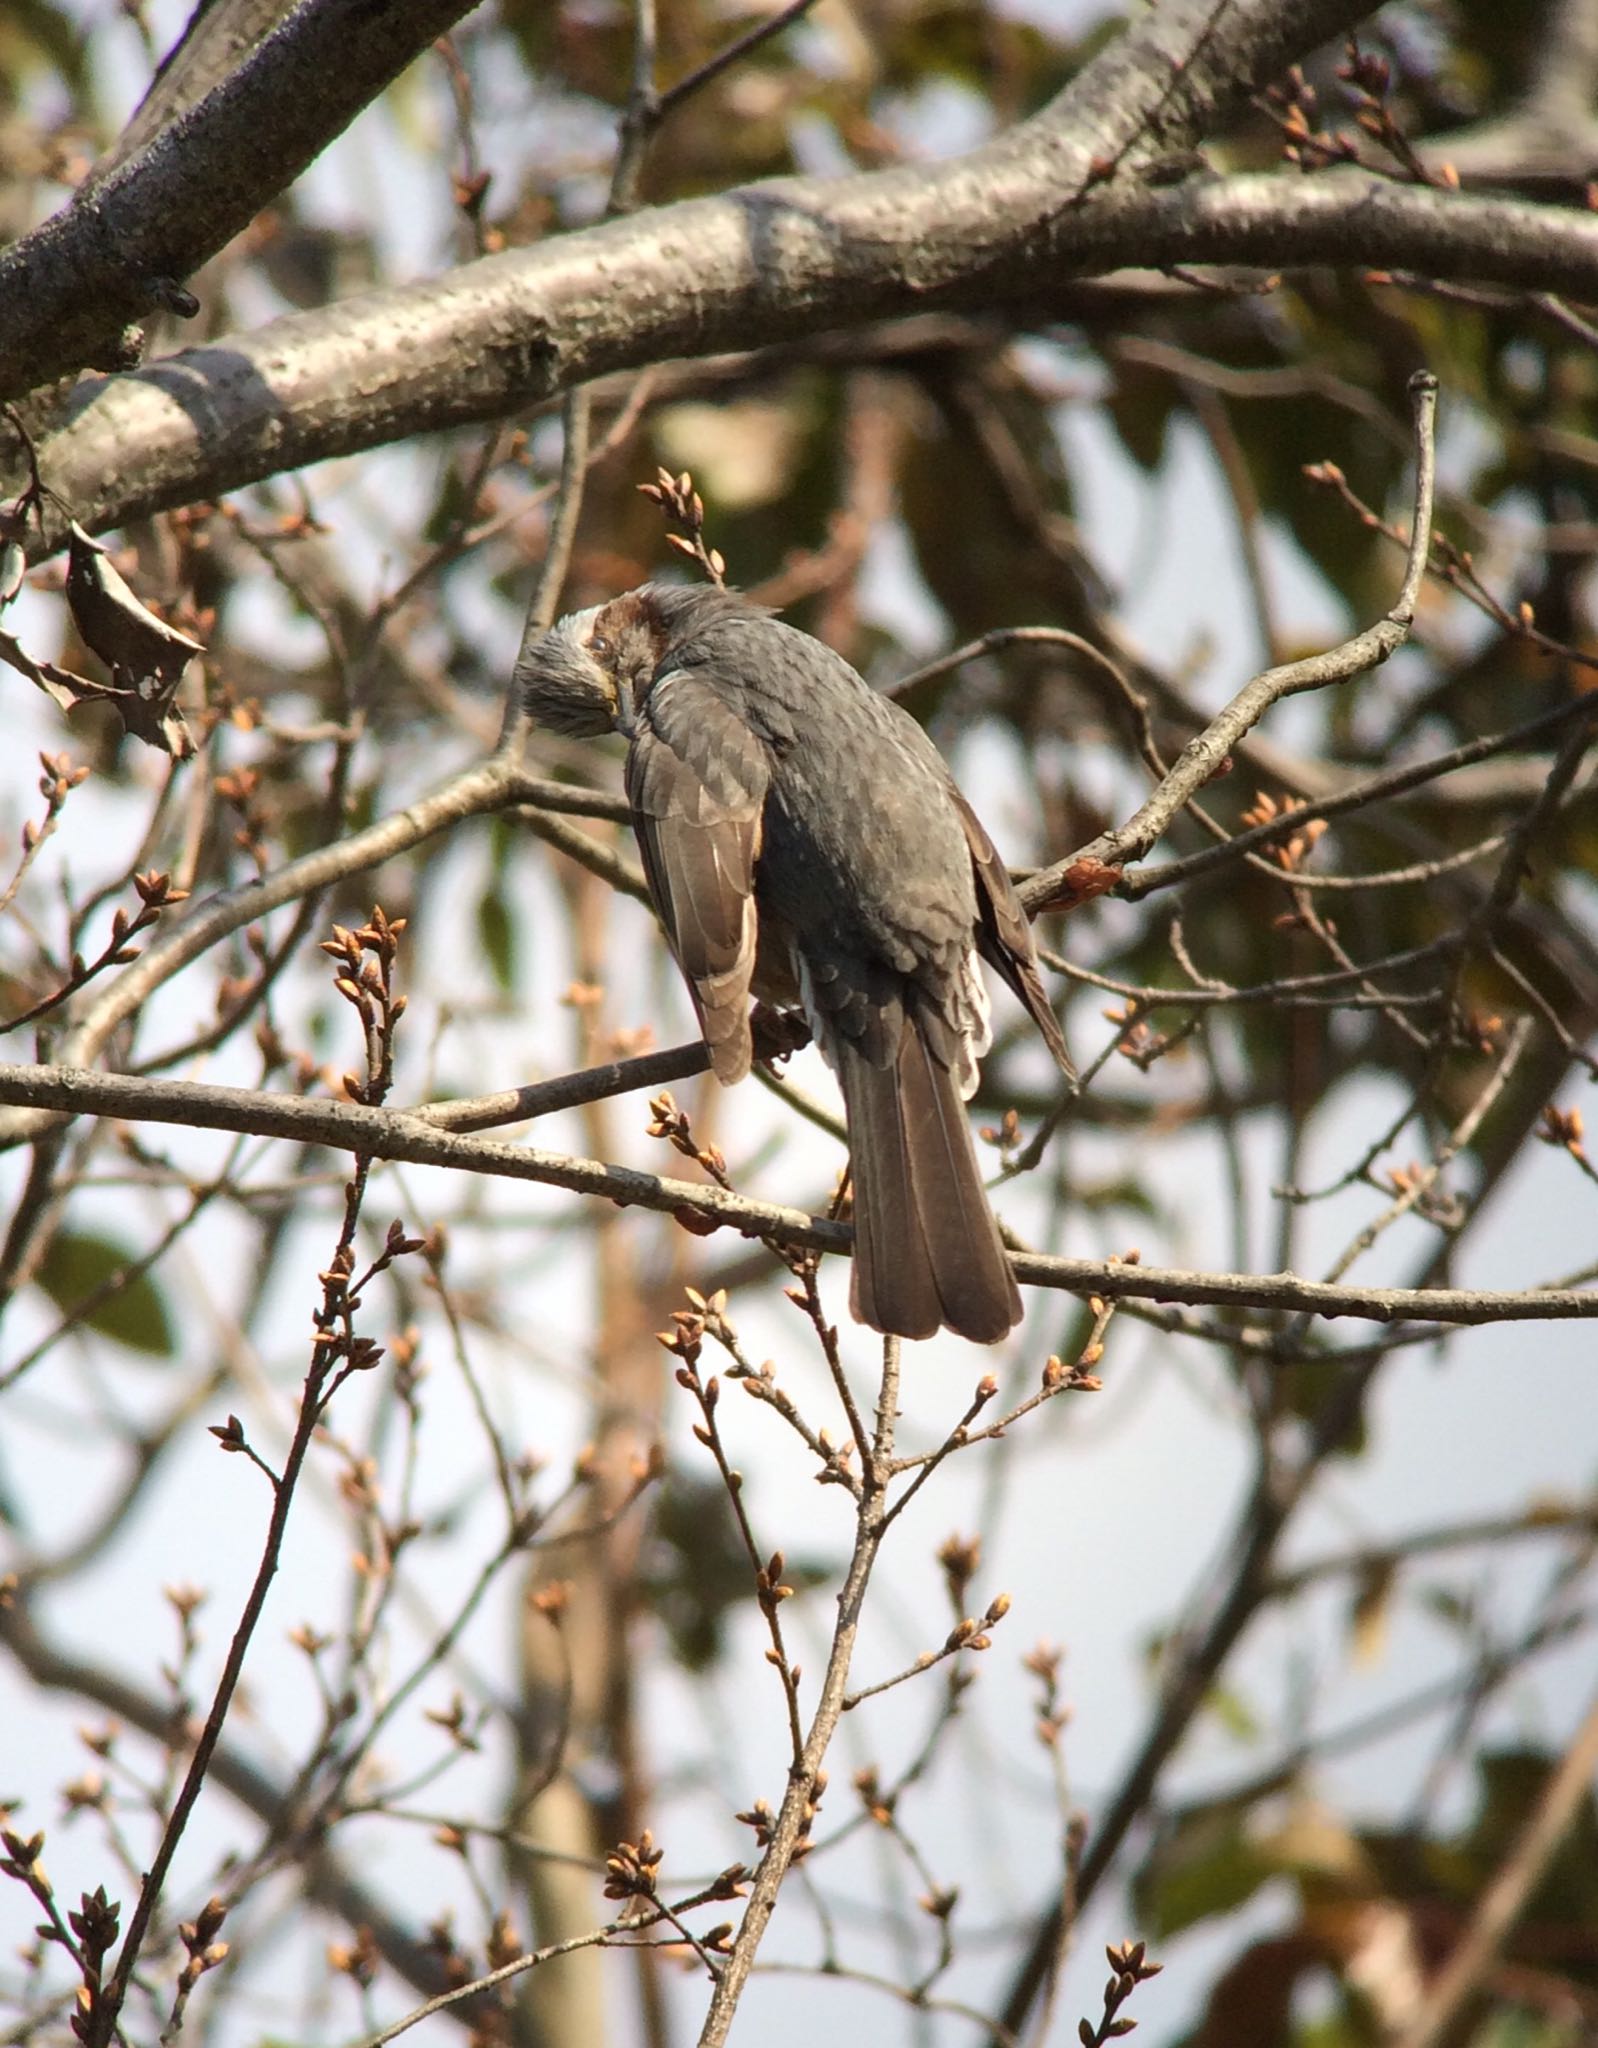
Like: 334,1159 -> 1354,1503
476,882 -> 516,995
1278,1356 -> 1368,1458
1104,357 -> 1177,472
35,1230 -> 174,1357
1346,1559 -> 1397,1667
1204,1683 -> 1263,1744
1132,1802 -> 1277,1938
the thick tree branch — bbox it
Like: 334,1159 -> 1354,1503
1109,163 -> 1598,290
0,1061 -> 1594,1330
16,0 -> 1399,527
30,171 -> 1594,546
90,0 -> 310,187
0,0 -> 482,398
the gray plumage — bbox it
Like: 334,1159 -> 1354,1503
516,582 -> 1073,1344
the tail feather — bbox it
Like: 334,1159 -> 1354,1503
838,1025 -> 1021,1345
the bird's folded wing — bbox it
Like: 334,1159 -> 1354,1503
951,787 -> 1074,1079
625,676 -> 771,1085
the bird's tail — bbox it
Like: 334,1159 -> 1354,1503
836,1024 -> 1021,1345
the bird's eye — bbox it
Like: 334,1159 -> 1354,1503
590,633 -> 610,655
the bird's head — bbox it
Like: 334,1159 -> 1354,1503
515,587 -> 669,738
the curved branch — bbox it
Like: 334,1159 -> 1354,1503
0,757 -> 626,1152
1020,368 -> 1438,912
1107,163 -> 1598,293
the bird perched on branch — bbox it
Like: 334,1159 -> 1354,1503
517,582 -> 1073,1343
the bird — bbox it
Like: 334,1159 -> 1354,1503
515,580 -> 1073,1343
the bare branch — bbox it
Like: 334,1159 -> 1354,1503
415,1042 -> 712,1134
0,1061 -> 1594,1329
0,758 -> 628,1148
351,1919 -> 646,2048
1021,368 -> 1438,913
696,1340 -> 905,2045
655,0 -> 820,123
1120,689 -> 1598,900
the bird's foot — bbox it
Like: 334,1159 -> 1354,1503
750,1002 -> 811,1066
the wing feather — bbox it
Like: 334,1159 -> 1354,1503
626,677 -> 770,1083
950,787 -> 1074,1078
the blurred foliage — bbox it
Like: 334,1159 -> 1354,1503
1144,1749 -> 1598,2046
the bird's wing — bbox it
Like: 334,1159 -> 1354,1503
626,675 -> 771,1085
951,787 -> 1074,1078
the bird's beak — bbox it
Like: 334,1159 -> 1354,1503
612,678 -> 636,738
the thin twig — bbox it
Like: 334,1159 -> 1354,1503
695,1337 -> 903,2046
1020,369 -> 1439,915
655,0 -> 819,120
1318,1016 -> 1533,1286
351,1918 -> 648,2048
506,388 -> 594,751
414,1039 -> 711,1132
669,1328 -> 805,1765
505,0 -> 661,747
88,1385 -> 336,2044
0,758 -> 633,1153
1263,1500 -> 1598,1604
891,628 -> 1162,780
1120,689 -> 1598,901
